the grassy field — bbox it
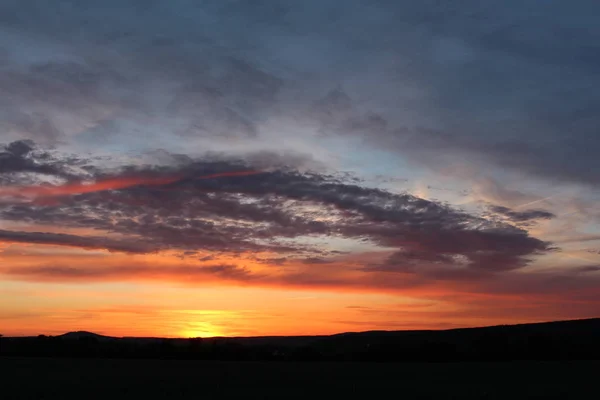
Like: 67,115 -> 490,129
1,357 -> 597,399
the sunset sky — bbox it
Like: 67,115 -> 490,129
1,1 -> 600,338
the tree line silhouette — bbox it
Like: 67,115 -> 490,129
2,318 -> 599,362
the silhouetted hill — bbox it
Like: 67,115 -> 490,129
305,318 -> 600,361
2,318 -> 599,361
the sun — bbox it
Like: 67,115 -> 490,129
181,329 -> 222,338
179,322 -> 225,338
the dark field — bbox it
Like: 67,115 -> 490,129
1,357 -> 597,399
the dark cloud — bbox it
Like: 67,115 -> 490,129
5,140 -> 34,157
0,229 -> 152,253
0,142 -> 553,274
365,250 -> 461,274
302,257 -> 334,265
576,265 -> 600,273
488,205 -> 556,223
0,140 -> 74,179
5,262 -> 258,282
202,264 -> 257,280
254,257 -> 288,266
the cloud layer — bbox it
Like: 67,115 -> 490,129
0,141 -> 552,275
0,1 -> 598,185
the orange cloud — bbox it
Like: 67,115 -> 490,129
0,170 -> 263,203
2,248 -> 600,337
2,249 -> 597,304
0,175 -> 180,201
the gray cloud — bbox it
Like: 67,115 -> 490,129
4,262 -> 258,282
301,257 -> 334,265
0,140 -> 90,188
0,0 -> 597,185
0,142 -> 553,274
0,229 -> 152,253
488,205 -> 556,223
575,265 -> 600,274
1,140 -> 62,177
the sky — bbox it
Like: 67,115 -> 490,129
1,0 -> 600,338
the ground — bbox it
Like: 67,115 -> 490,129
1,357 -> 597,399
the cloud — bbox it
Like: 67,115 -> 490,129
364,250 -> 461,275
0,0 -> 595,188
3,262 -> 259,283
302,257 -> 334,265
202,264 -> 257,280
0,229 -> 152,253
0,140 -> 75,179
0,1 -> 288,153
0,142 -> 553,274
575,265 -> 600,273
3,254 -> 600,319
0,167 -> 263,202
487,205 -> 556,223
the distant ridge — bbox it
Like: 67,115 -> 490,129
47,317 -> 600,340
2,317 -> 600,361
329,317 -> 600,337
